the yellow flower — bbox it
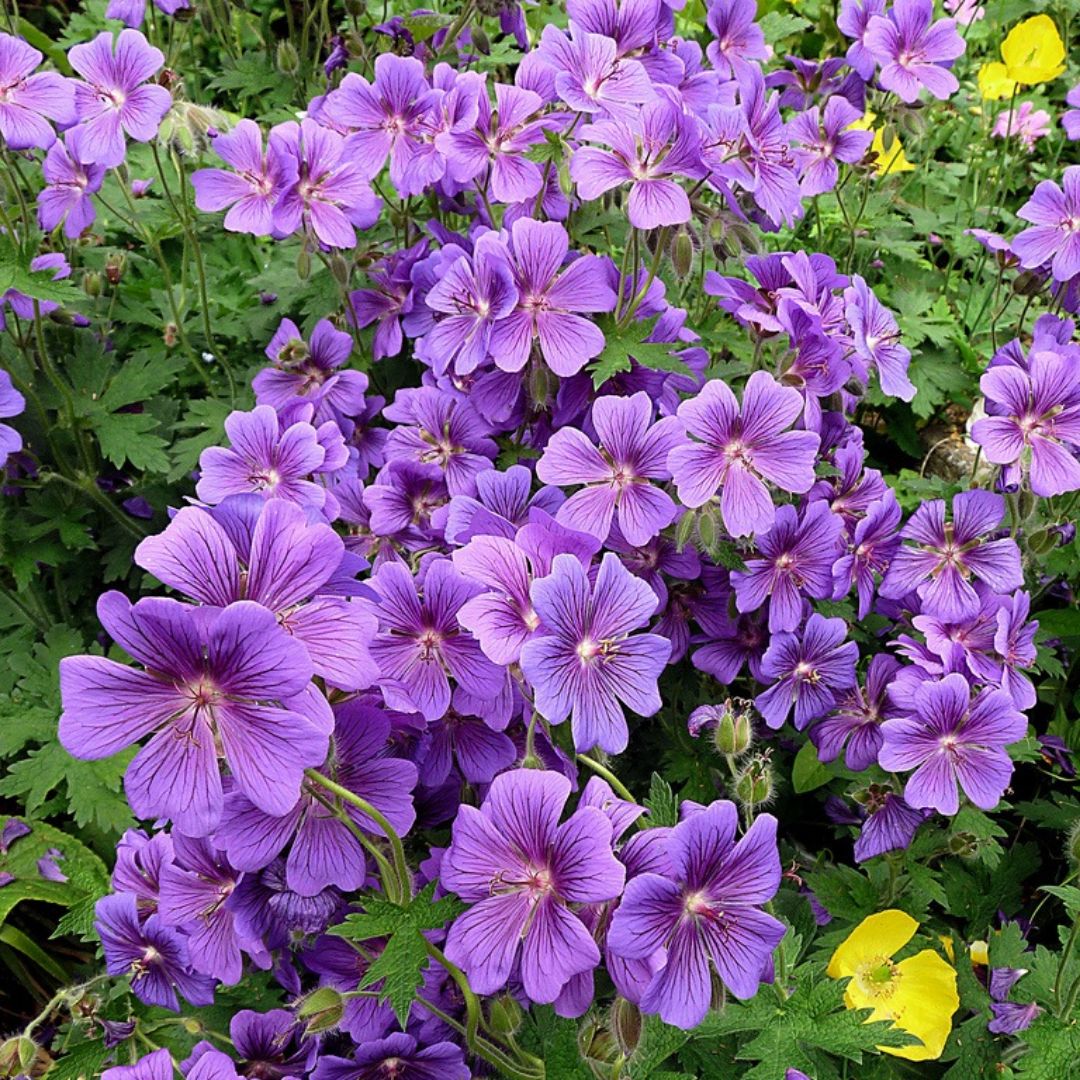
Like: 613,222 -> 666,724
969,939 -> 989,967
1000,16 -> 1065,86
848,112 -> 915,177
828,910 -> 959,1061
978,61 -> 1017,101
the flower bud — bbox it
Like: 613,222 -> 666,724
345,0 -> 367,14
329,253 -> 352,286
697,508 -> 716,555
83,271 -> 103,298
296,247 -> 312,281
947,831 -> 979,859
1013,269 -> 1047,297
277,42 -> 301,76
733,753 -> 774,808
488,993 -> 523,1036
675,508 -> 696,552
0,1035 -> 37,1077
295,986 -> 344,1034
105,253 -> 125,285
163,322 -> 179,348
714,702 -> 753,757
528,361 -> 552,409
670,227 -> 695,279
1027,527 -> 1057,556
611,997 -> 641,1055
471,27 -> 491,54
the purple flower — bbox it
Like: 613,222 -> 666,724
864,0 -> 964,103
756,613 -> 859,730
312,1033 -> 469,1080
1065,84 -> 1080,141
0,32 -> 75,150
1012,167 -> 1080,282
537,391 -> 684,546
489,218 -> 617,377
270,119 -> 381,249
988,1000 -> 1041,1035
607,801 -> 784,1028
789,96 -> 872,197
37,848 -> 67,882
878,673 -> 1027,815
196,405 -> 336,512
68,29 -> 172,167
0,369 -> 25,465
217,702 -> 416,897
37,129 -> 105,238
520,552 -> 670,754
0,818 -> 30,854
994,590 -> 1038,710
853,790 -> 930,861
812,654 -> 901,771
571,100 -> 701,230
96,892 -> 215,1011
832,489 -> 902,618
365,557 -> 504,721
347,239 -> 427,361
102,1048 -> 175,1080
59,594 -> 327,835
971,350 -> 1080,497
705,0 -> 769,77
837,0 -> 886,80
844,275 -> 916,401
441,769 -> 625,1002
879,490 -> 1024,621
226,1008 -> 314,1077
669,372 -> 820,537
731,502 -> 844,633
321,53 -> 442,197
191,120 -> 297,236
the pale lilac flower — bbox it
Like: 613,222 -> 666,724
537,391 -> 684,546
37,129 -> 104,238
943,0 -> 983,25
520,552 -> 671,754
864,0 -> 964,104
68,29 -> 172,167
705,0 -> 769,78
993,102 -> 1052,151
0,369 -> 25,466
1012,167 -> 1080,282
1064,84 -> 1080,141
0,32 -> 75,150
607,802 -> 783,1029
441,769 -> 625,1003
668,372 -> 820,537
789,96 -> 872,197
844,275 -> 916,401
837,0 -> 886,80
879,673 -> 1027,814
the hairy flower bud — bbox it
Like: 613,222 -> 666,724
488,993 -> 523,1036
0,1035 -> 38,1077
163,322 -> 179,348
83,271 -> 103,298
105,253 -> 125,286
329,252 -> 352,286
295,986 -> 344,1034
734,753 -> 774,808
611,997 -> 641,1055
471,27 -> 491,54
345,0 -> 367,14
276,42 -> 301,77
714,701 -> 753,757
1027,526 -> 1057,555
528,361 -> 552,410
296,247 -> 312,281
670,226 -> 695,279
947,831 -> 979,859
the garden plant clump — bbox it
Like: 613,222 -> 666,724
1,0 -> 1080,1075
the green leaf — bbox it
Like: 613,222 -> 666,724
520,1007 -> 591,1080
1014,1016 -> 1080,1078
93,411 -> 170,473
758,10 -> 811,44
588,316 -> 694,388
791,741 -> 833,794
1039,884 -> 1080,918
628,1014 -> 690,1078
643,772 -> 679,828
327,884 -> 465,1027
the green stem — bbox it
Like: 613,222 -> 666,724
619,226 -> 669,328
576,754 -> 635,803
41,472 -> 148,541
1054,914 -> 1080,1014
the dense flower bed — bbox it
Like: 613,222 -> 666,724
0,0 -> 1079,1076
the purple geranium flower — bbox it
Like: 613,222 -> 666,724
755,612 -> 859,730
853,790 -> 930,861
844,275 -> 916,401
837,0 -> 886,80
0,31 -> 75,150
731,502 -> 844,633
1065,84 -> 1080,141
971,349 -> 1080,497
669,372 -> 820,537
0,369 -> 25,466
864,0 -> 964,103
812,653 -> 902,770
322,53 -> 442,197
879,490 -> 1024,621
365,557 -> 504,721
313,1033 -> 469,1080
68,29 -> 172,167
37,129 -> 104,239
441,769 -> 625,1003
59,594 -> 327,835
96,893 -> 216,1011
1012,167 -> 1080,283
789,96 -> 872,197
347,239 -> 426,361
191,120 -> 297,236
520,552 -> 671,754
102,1047 -> 175,1080
537,391 -> 684,546
705,0 -> 769,78
878,673 -> 1027,814
269,119 -> 381,249
571,100 -> 701,230
832,490 -> 902,619
489,218 -> 617,377
607,801 -> 784,1029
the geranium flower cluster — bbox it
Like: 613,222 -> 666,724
0,0 -> 1064,1072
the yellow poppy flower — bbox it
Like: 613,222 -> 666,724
978,61 -> 1017,101
1000,16 -> 1065,86
848,112 -> 916,177
828,910 -> 959,1061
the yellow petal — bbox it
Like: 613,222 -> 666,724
1001,16 -> 1066,85
939,935 -> 955,962
879,950 -> 959,1061
969,939 -> 989,966
847,109 -> 877,132
870,127 -> 914,176
827,910 -> 918,978
978,62 -> 1017,101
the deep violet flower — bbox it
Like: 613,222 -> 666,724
0,32 -> 75,150
67,29 -> 172,167
853,790 -> 931,861
102,1047 -> 175,1080
96,893 -> 215,1011
879,490 -> 1024,621
536,391 -> 685,546
756,613 -> 859,730
864,0 -> 965,103
441,769 -> 625,1003
520,552 -> 671,754
668,372 -> 820,537
489,217 -> 617,377
789,96 -> 872,197
607,801 -> 784,1029
191,120 -> 297,235
59,593 -> 327,835
812,653 -> 902,771
364,557 -> 504,721
879,673 -> 1027,814
312,1034 -> 470,1080
1012,167 -> 1080,282
832,490 -> 903,619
